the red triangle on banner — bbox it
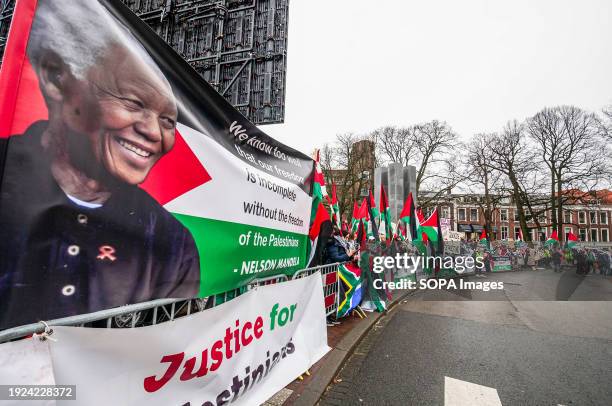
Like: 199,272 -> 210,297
140,128 -> 211,206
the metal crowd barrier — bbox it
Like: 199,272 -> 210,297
0,264 -> 342,344
293,262 -> 342,317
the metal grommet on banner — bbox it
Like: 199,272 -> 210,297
33,321 -> 57,342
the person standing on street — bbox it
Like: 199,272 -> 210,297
551,248 -> 562,273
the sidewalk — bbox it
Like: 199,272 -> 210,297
263,288 -> 415,406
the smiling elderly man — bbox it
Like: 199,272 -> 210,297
0,1 -> 200,329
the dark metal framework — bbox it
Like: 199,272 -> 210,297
0,0 -> 289,125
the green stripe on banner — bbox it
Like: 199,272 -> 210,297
173,213 -> 308,296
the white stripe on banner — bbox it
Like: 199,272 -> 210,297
444,376 -> 502,406
164,123 -> 312,235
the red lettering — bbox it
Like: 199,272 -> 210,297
254,316 -> 264,339
179,349 -> 209,381
209,340 -> 224,372
223,327 -> 233,359
241,321 -> 253,346
143,352 -> 184,393
233,320 -> 241,354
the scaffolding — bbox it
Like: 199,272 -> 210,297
0,0 -> 289,125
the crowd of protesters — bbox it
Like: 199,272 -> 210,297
323,225 -> 612,278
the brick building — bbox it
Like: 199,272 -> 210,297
424,190 -> 612,243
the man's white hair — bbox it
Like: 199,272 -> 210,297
27,0 -> 161,80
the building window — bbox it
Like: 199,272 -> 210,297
513,210 -> 520,222
470,208 -> 478,222
500,209 -> 508,222
538,212 -> 547,224
540,228 -> 547,242
600,212 -> 608,225
589,211 -> 597,224
579,228 -> 587,241
564,227 -> 571,240
500,226 -> 508,240
590,229 -> 598,242
578,212 -> 586,224
458,208 -> 466,221
442,206 -> 450,219
563,210 -> 571,224
602,229 -> 609,242
514,227 -> 521,240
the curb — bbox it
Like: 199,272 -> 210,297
291,288 -> 417,406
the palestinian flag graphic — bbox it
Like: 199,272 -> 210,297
566,231 -> 579,248
380,185 -> 393,240
0,0 -> 314,327
337,262 -> 363,318
398,192 -> 417,241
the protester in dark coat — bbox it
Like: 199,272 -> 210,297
324,227 -> 356,264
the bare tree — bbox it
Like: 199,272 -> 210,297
526,106 -> 609,242
413,120 -> 458,195
601,104 -> 612,142
319,133 -> 378,221
373,120 -> 464,207
486,120 -> 544,241
463,133 -> 505,239
372,126 -> 416,166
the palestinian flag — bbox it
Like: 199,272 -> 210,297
307,202 -> 333,267
0,0 -> 314,329
368,189 -> 380,224
566,231 -> 579,248
356,218 -> 368,250
412,208 -> 427,254
419,207 -> 444,255
311,149 -> 327,222
398,192 -> 417,241
359,246 -> 387,312
350,201 -> 359,232
341,220 -> 349,234
356,198 -> 373,239
337,262 -> 363,318
545,230 -> 559,247
479,229 -> 490,249
515,228 -> 526,247
365,192 -> 380,241
330,183 -> 341,229
395,221 -> 405,240
380,185 -> 393,240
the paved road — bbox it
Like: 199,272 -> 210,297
319,269 -> 612,406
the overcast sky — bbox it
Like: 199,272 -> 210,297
261,0 -> 612,157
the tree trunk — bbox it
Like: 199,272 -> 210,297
550,170 -> 557,234
508,173 -> 531,242
557,174 -> 564,242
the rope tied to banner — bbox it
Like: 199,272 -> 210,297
33,321 -> 57,342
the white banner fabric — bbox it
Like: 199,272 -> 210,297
0,273 -> 329,406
